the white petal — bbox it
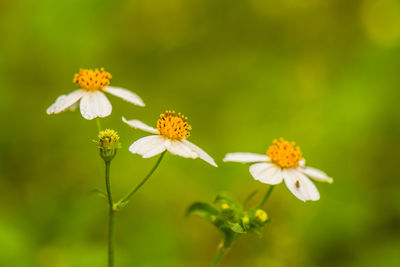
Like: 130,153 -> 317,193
283,169 -> 320,202
46,89 -> 86,114
165,140 -> 198,159
68,101 -> 79,111
299,166 -> 333,183
249,163 -> 283,185
181,139 -> 217,167
104,86 -> 145,106
122,117 -> 158,134
129,135 -> 166,158
79,91 -> 112,120
299,159 -> 306,167
223,152 -> 270,163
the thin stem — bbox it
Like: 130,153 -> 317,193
108,208 -> 115,267
243,190 -> 258,207
104,160 -> 115,267
258,185 -> 274,208
116,151 -> 166,207
97,117 -> 102,132
210,242 -> 230,267
105,161 -> 113,207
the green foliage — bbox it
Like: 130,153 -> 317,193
186,202 -> 218,223
228,222 -> 246,234
186,192 -> 271,243
2,0 -> 400,265
89,188 -> 107,199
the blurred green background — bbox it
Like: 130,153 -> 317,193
1,0 -> 400,266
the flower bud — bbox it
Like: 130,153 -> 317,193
255,209 -> 268,223
242,216 -> 250,225
220,203 -> 230,210
97,129 -> 120,161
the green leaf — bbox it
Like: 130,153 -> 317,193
89,189 -> 106,199
215,193 -> 236,204
228,222 -> 246,234
186,202 -> 218,222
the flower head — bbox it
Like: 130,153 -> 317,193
157,111 -> 192,140
267,138 -> 302,168
97,129 -> 120,161
47,68 -> 144,120
122,110 -> 217,167
73,68 -> 112,91
223,138 -> 333,202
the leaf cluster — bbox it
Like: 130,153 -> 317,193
186,192 -> 271,246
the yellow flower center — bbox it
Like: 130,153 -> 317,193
157,110 -> 191,140
267,138 -> 303,168
73,68 -> 112,91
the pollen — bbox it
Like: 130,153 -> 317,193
267,138 -> 303,168
73,68 -> 112,91
157,110 -> 192,140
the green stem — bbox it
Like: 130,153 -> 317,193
258,185 -> 274,208
105,161 -> 113,207
116,151 -> 166,207
97,117 -> 102,132
104,160 -> 115,267
108,208 -> 115,267
243,190 -> 258,207
210,241 -> 230,267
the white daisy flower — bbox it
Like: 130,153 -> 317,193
123,110 -> 217,167
223,138 -> 333,202
46,68 -> 144,120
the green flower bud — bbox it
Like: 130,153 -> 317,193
220,203 -> 230,210
255,209 -> 268,223
97,129 -> 120,161
242,216 -> 250,226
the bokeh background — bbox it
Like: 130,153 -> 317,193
1,0 -> 400,266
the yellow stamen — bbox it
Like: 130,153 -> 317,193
267,138 -> 303,168
73,68 -> 112,91
255,209 -> 268,223
157,110 -> 191,140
